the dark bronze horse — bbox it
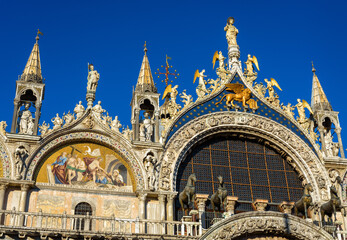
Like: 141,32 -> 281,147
211,175 -> 228,218
321,185 -> 345,223
294,183 -> 313,219
179,173 -> 197,215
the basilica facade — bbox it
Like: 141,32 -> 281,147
0,18 -> 346,240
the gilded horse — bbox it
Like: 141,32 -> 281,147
294,183 -> 313,219
179,173 -> 197,215
211,175 -> 228,218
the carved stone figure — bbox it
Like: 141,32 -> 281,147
244,55 -> 259,83
122,126 -> 133,140
39,121 -> 50,137
63,112 -> 74,126
179,173 -> 197,215
294,183 -> 313,219
0,121 -> 7,136
92,101 -> 105,118
194,69 -> 209,100
211,175 -> 228,218
224,17 -> 238,46
296,99 -> 312,124
51,113 -> 63,130
18,103 -> 33,135
143,112 -> 154,142
321,185 -> 346,223
111,116 -> 122,132
101,112 -> 112,126
139,123 -> 146,141
87,64 -> 100,92
180,90 -> 193,108
14,146 -> 29,180
143,152 -> 158,191
74,101 -> 85,119
324,129 -> 339,157
264,78 -> 282,105
281,103 -> 295,119
208,79 -> 220,94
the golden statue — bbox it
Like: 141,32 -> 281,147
296,99 -> 313,123
212,51 -> 226,69
264,78 -> 282,99
245,54 -> 259,75
224,17 -> 238,47
215,83 -> 252,108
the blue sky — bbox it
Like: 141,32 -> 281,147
0,1 -> 346,142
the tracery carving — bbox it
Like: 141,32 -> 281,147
159,112 -> 329,201
202,212 -> 333,240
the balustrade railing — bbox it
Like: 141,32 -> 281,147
0,209 -> 201,237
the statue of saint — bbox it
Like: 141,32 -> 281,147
224,17 -> 238,47
296,99 -> 306,123
143,112 -> 154,142
87,64 -> 100,92
74,101 -> 85,119
111,116 -> 122,132
92,101 -> 105,118
51,113 -> 63,130
196,70 -> 209,99
18,103 -> 33,135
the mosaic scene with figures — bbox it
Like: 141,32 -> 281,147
36,143 -> 131,188
0,11 -> 345,240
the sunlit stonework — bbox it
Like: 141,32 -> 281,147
0,18 -> 345,240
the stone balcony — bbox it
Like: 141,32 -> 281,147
0,209 -> 201,239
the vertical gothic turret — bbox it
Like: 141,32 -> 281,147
310,64 -> 344,158
10,31 -> 45,136
130,44 -> 160,143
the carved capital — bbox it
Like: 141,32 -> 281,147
167,192 -> 178,201
278,201 -> 294,214
195,194 -> 209,211
226,196 -> 238,215
0,183 -> 9,191
137,192 -> 147,202
335,127 -> 342,134
158,194 -> 166,202
252,199 -> 268,211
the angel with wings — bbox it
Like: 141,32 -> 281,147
264,78 -> 282,100
245,54 -> 259,76
212,51 -> 226,69
296,99 -> 313,123
194,69 -> 210,99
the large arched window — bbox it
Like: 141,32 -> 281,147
176,134 -> 303,225
74,202 -> 93,230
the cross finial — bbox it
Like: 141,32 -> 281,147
312,61 -> 316,73
36,29 -> 43,43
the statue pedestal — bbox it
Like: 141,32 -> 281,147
182,215 -> 192,222
86,91 -> 96,109
252,199 -> 268,211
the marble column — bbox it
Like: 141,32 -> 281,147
158,194 -> 166,234
318,126 -> 327,156
166,193 -> 177,235
134,109 -> 140,141
154,110 -> 159,143
0,183 -> 8,210
34,102 -> 41,135
226,196 -> 238,217
138,192 -> 147,233
195,194 -> 209,229
11,100 -> 20,133
19,184 -> 30,212
335,128 -> 345,158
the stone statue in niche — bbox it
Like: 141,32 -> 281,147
87,64 -> 100,92
14,146 -> 29,179
74,101 -> 85,119
324,129 -> 339,157
18,103 -> 34,135
143,112 -> 154,142
143,152 -> 158,191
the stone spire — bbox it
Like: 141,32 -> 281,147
310,63 -> 332,112
135,43 -> 157,93
20,31 -> 43,82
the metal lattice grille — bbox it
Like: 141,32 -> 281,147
176,135 -> 303,214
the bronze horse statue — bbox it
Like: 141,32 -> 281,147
179,173 -> 197,215
321,185 -> 345,223
211,175 -> 228,218
294,183 -> 313,219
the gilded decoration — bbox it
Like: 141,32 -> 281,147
36,143 -> 133,189
159,111 -> 330,201
26,132 -> 145,190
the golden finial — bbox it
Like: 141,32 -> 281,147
312,61 -> 316,73
144,41 -> 147,53
36,29 -> 43,42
